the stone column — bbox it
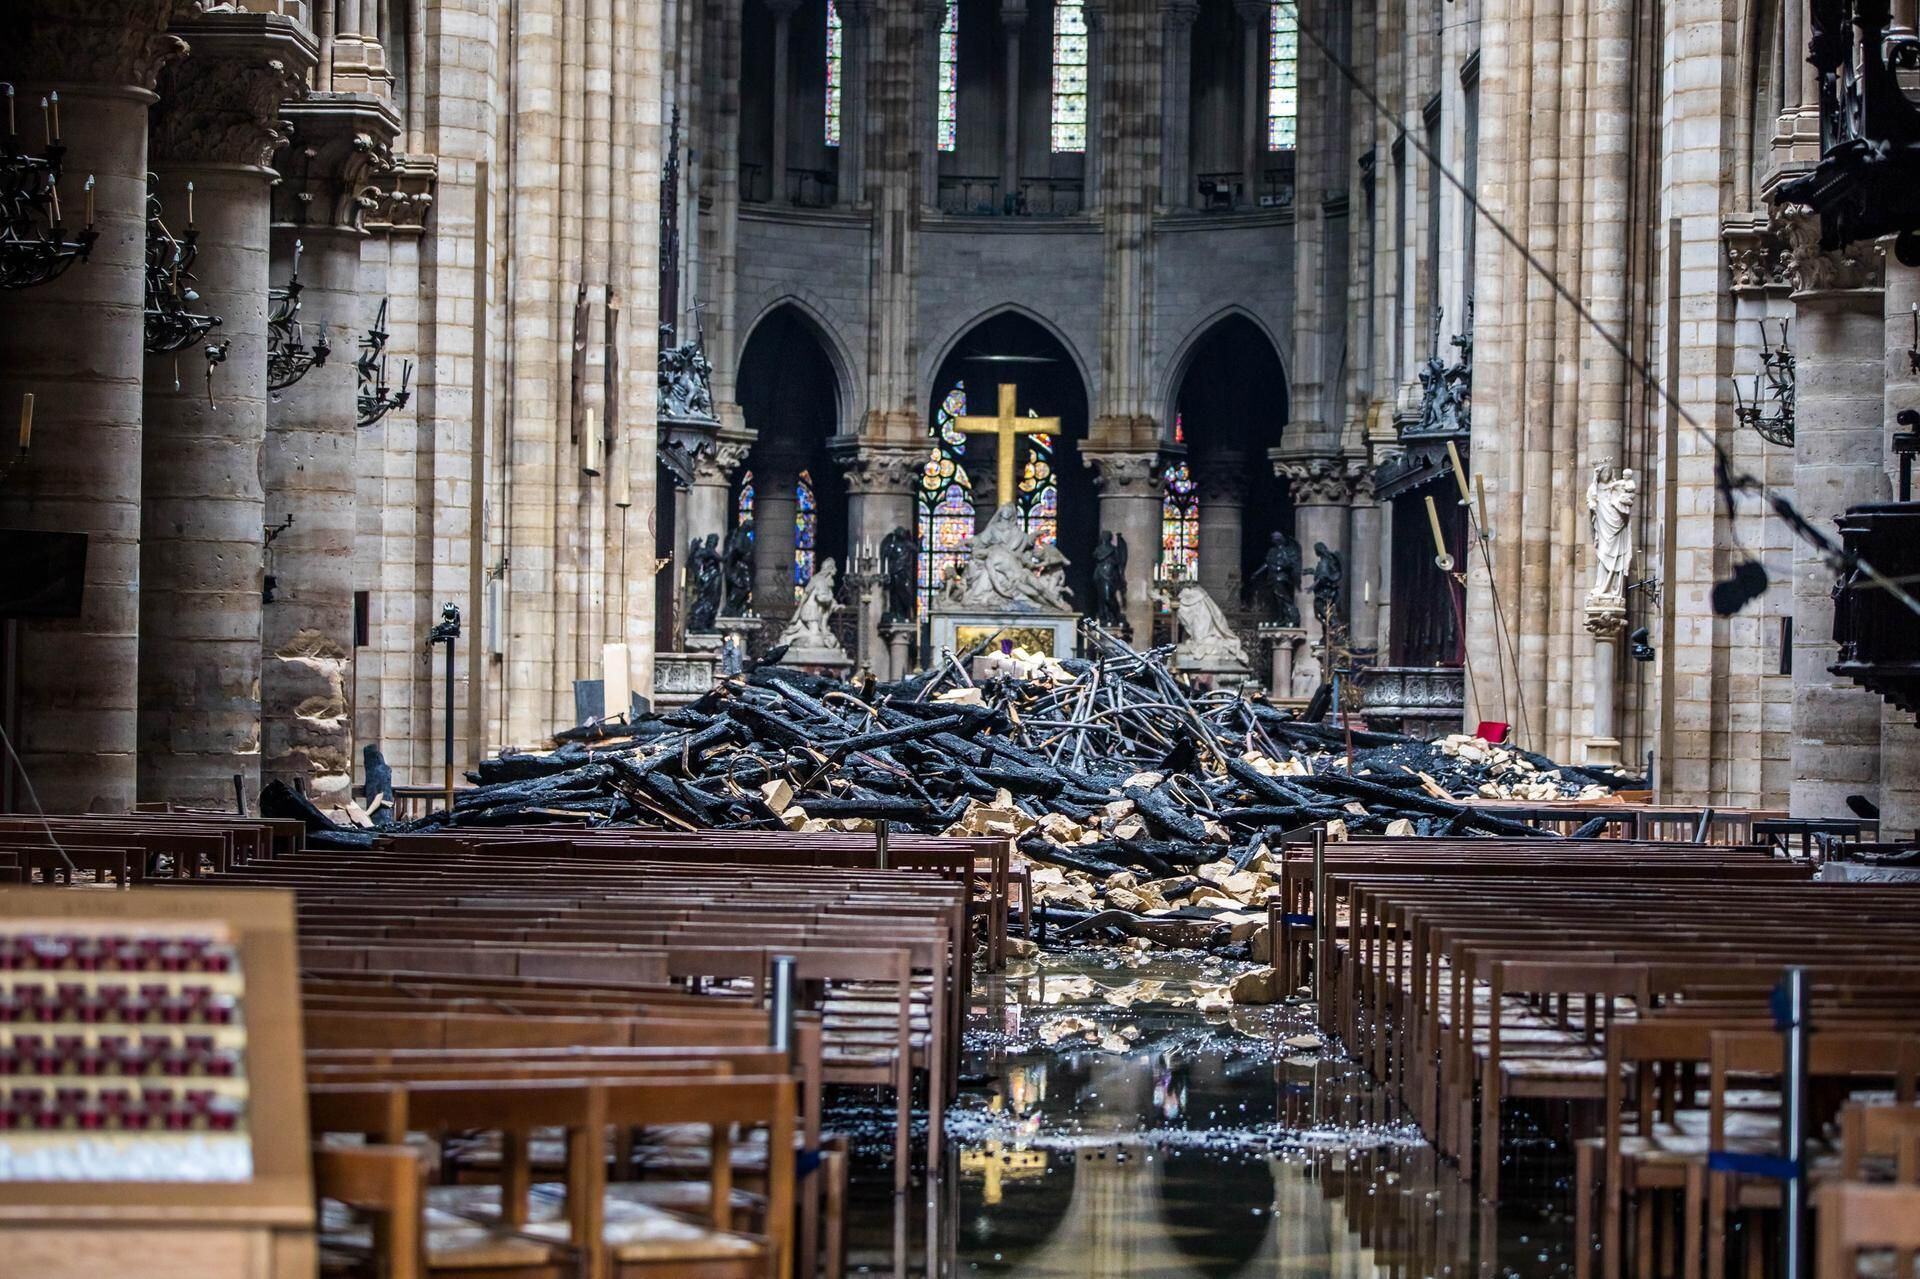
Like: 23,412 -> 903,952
961,450 -> 1000,530
999,1 -> 1026,211
1780,211 -> 1888,818
0,5 -> 192,813
1192,452 -> 1248,604
752,455 -> 802,623
837,0 -> 871,205
1083,0 -> 1106,209
1346,474 -> 1382,657
686,436 -> 750,572
1088,451 -> 1163,641
139,14 -> 315,811
1883,259 -> 1920,838
1276,457 -> 1351,648
261,96 -> 398,804
837,441 -> 923,556
766,0 -> 801,205
1159,0 -> 1199,209
330,0 -> 391,95
1235,0 -> 1269,209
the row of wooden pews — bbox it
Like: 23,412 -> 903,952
1287,828 -> 1920,1279
1,813 -> 996,1279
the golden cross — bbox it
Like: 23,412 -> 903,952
953,383 -> 1061,506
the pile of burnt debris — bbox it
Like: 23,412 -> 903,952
264,643 -> 1641,953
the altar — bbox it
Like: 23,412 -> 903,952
929,611 -> 1077,662
928,502 -> 1078,661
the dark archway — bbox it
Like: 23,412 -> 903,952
737,305 -> 847,619
925,310 -> 1096,617
1168,315 -> 1291,606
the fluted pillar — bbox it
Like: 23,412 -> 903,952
1192,453 -> 1248,605
1235,0 -> 1269,209
1346,479 -> 1381,656
766,0 -> 801,205
1276,458 -> 1352,645
0,4 -> 193,813
139,12 -> 315,810
1780,211 -> 1888,818
261,95 -> 397,804
999,1 -> 1026,210
1159,0 -> 1199,208
1088,451 -> 1163,641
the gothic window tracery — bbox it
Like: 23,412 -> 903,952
1162,459 -> 1200,581
1268,2 -> 1298,149
737,469 -> 819,602
938,0 -> 960,152
1051,0 -> 1089,153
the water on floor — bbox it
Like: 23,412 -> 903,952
841,950 -> 1577,1279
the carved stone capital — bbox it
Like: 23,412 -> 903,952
1086,450 -> 1164,497
692,438 -> 753,487
364,152 -> 436,237
999,1 -> 1029,33
833,442 -> 925,496
1275,456 -> 1358,506
1162,0 -> 1201,32
273,93 -> 401,232
1775,202 -> 1885,295
1722,215 -> 1793,296
1190,453 -> 1252,505
761,0 -> 803,20
1584,595 -> 1628,638
150,12 -> 315,170
1,0 -> 197,95
1233,0 -> 1273,26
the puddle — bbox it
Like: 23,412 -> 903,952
842,950 -> 1576,1279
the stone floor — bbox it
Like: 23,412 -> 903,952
841,951 -> 1578,1279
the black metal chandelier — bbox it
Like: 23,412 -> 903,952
267,238 -> 329,396
1731,317 -> 1795,448
143,177 -> 222,355
355,297 -> 412,428
1,87 -> 96,290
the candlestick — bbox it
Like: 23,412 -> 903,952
48,91 -> 58,141
48,179 -> 59,225
40,95 -> 49,145
186,180 -> 194,227
5,84 -> 14,137
292,238 -> 303,278
1444,438 -> 1471,505
83,174 -> 93,228
18,393 -> 32,453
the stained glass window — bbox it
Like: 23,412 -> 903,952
736,469 -> 817,602
795,469 -> 816,599
919,383 -> 975,617
1268,2 -> 1298,149
1051,0 -> 1088,153
937,1 -> 959,152
1162,460 -> 1199,581
1019,416 -> 1059,546
825,0 -> 844,147
1174,410 -> 1185,445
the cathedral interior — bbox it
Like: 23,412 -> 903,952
4,0 -> 1920,1275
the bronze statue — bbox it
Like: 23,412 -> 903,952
1310,541 -> 1345,630
1248,529 -> 1303,627
1092,530 -> 1128,627
687,533 -> 723,632
879,525 -> 917,623
722,518 -> 753,615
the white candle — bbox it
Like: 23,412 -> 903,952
18,393 -> 32,453
5,84 -> 14,136
83,174 -> 93,227
186,180 -> 194,226
47,91 -> 58,140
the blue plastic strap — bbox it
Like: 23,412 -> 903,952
1706,1150 -> 1799,1180
1283,913 -> 1315,927
797,1149 -> 824,1179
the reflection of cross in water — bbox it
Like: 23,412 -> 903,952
954,383 -> 1061,503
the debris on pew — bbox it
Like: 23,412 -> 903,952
347,642 -> 1639,954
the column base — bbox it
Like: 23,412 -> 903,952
1582,736 -> 1623,768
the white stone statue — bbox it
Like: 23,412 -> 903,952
1168,582 -> 1252,672
775,557 -> 852,665
938,504 -> 1074,613
1291,645 -> 1324,697
1586,464 -> 1637,604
